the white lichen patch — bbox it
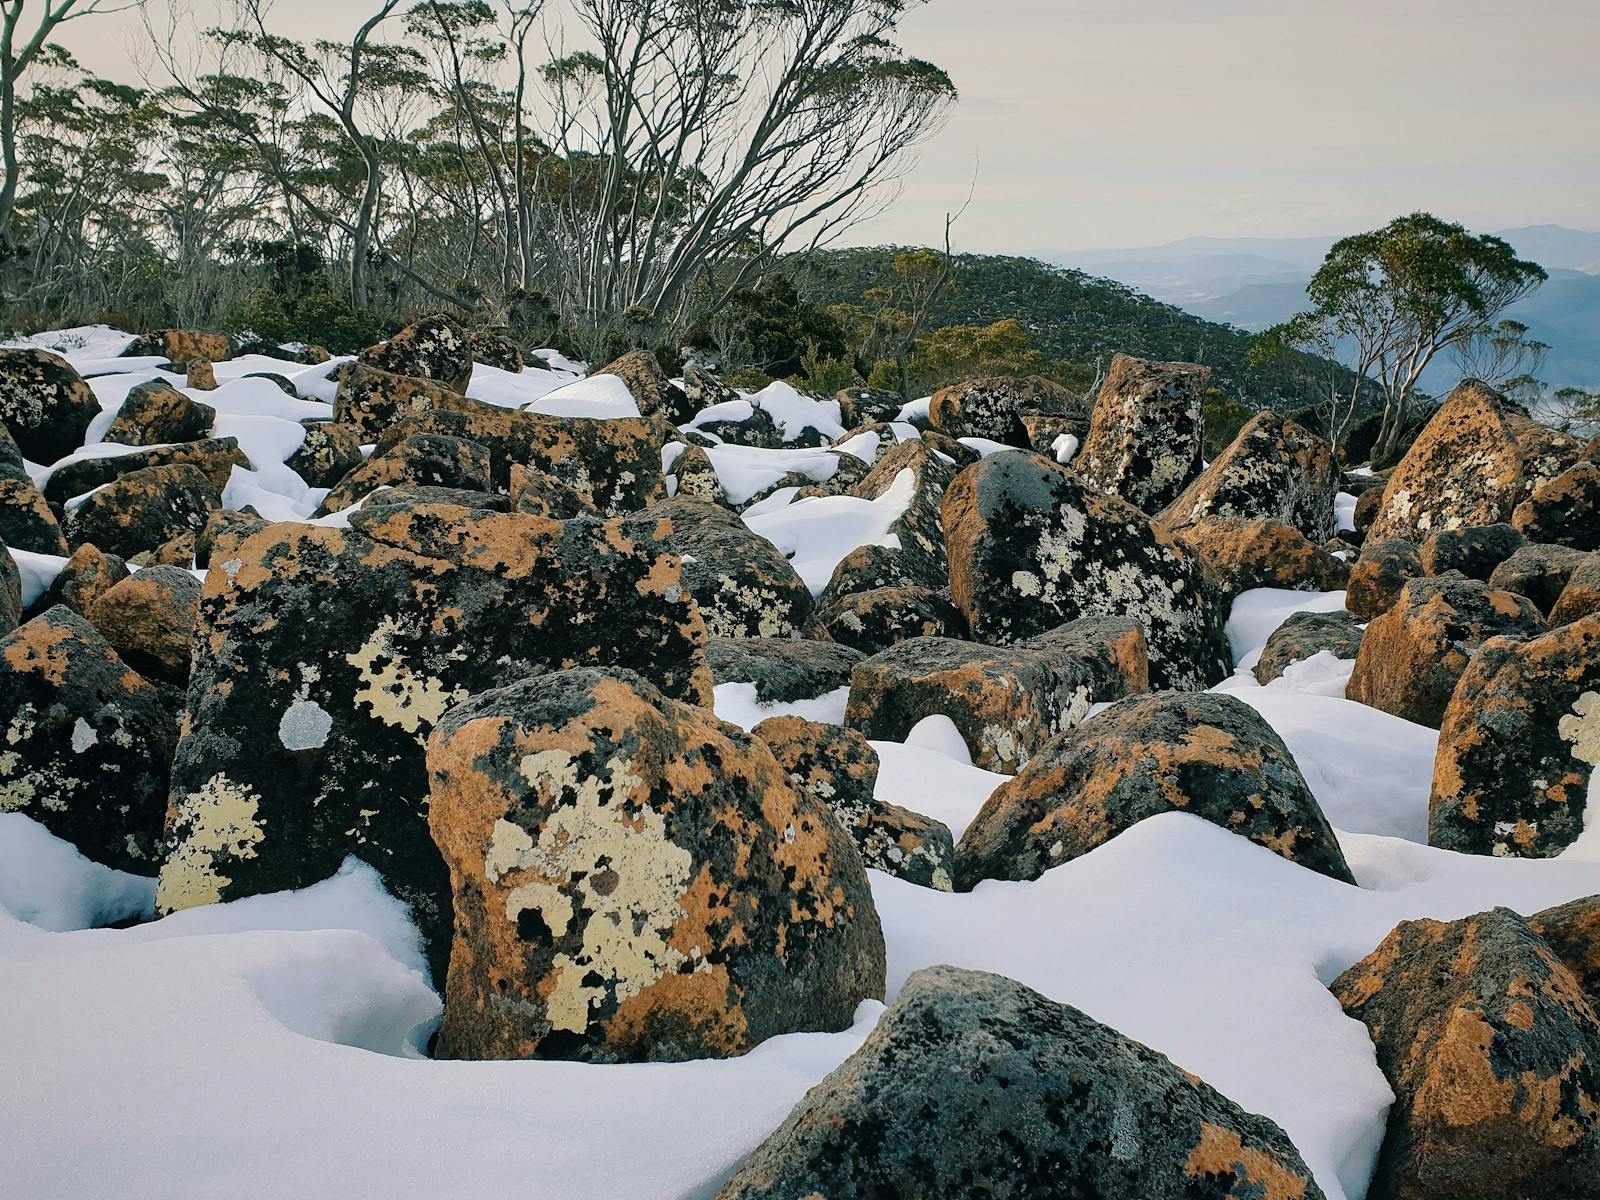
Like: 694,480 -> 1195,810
346,615 -> 468,736
1558,691 -> 1600,767
156,772 -> 266,912
70,718 -> 98,754
278,699 -> 333,751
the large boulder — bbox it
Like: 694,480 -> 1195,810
927,375 -> 1080,446
845,618 -> 1149,773
956,690 -> 1354,888
1431,616 -> 1600,858
40,437 -> 247,507
0,474 -> 69,555
1331,908 -> 1600,1200
155,510 -> 711,982
716,964 -> 1327,1200
809,585 -> 965,656
425,668 -> 884,1062
333,363 -> 462,439
0,606 -> 178,871
1418,522 -> 1525,581
1347,575 -> 1545,728
1489,542 -> 1592,615
845,440 -> 958,589
943,449 -> 1230,689
1345,538 -> 1424,620
316,432 -> 491,514
102,379 -> 215,447
703,636 -> 863,705
85,565 -> 200,685
590,349 -> 690,422
1174,516 -> 1349,600
1159,411 -> 1339,541
285,421 -> 365,489
1530,895 -> 1600,1004
61,463 -> 221,560
1077,353 -> 1208,514
0,348 -> 102,462
1552,556 -> 1600,627
1254,610 -> 1365,684
124,329 -> 233,365
357,314 -> 473,392
646,497 -> 812,638
1513,462 -> 1600,551
38,543 -> 129,617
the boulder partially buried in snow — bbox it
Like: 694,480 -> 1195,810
39,543 -> 129,616
590,349 -> 690,423
124,329 -> 233,365
703,636 -> 863,705
61,463 -> 221,560
425,668 -> 885,1062
1430,615 -> 1600,859
0,605 -> 177,872
40,437 -> 247,506
0,474 -> 69,555
927,374 -> 1079,446
846,439 -> 958,589
715,964 -> 1327,1200
1253,610 -> 1365,684
955,690 -> 1354,888
102,378 -> 215,447
942,449 -> 1229,689
1331,907 -> 1600,1200
285,420 -> 364,489
1076,352 -> 1208,514
357,313 -> 473,393
0,348 -> 103,462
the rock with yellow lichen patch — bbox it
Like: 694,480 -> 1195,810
0,474 -> 69,556
426,668 -> 884,1062
716,964 -> 1326,1200
1430,616 -> 1600,858
0,348 -> 106,461
1345,538 -> 1423,620
956,690 -> 1353,888
1174,515 -> 1349,601
41,437 -> 247,507
703,636 -> 864,705
356,314 -> 473,393
1160,411 -> 1339,542
1076,352 -> 1209,515
1331,907 -> 1600,1200
61,463 -> 221,561
1531,895 -> 1600,1006
1513,462 -> 1600,552
1347,574 -> 1545,728
591,348 -> 692,423
1553,556 -> 1600,627
102,378 -> 215,447
1254,610 -> 1364,684
928,374 -> 1084,447
509,463 -> 595,519
667,443 -> 726,506
1490,542 -> 1593,616
285,420 -> 365,489
809,584 -> 965,656
38,543 -> 129,617
124,329 -> 234,366
315,432 -> 491,515
86,565 -> 200,685
333,363 -> 463,440
942,448 -> 1230,689
0,605 -> 176,871
844,617 -> 1150,774
846,440 -> 958,590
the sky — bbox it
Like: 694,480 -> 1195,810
52,0 -> 1600,256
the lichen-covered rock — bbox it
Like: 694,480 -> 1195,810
316,432 -> 491,514
591,349 -> 690,423
1353,484 -> 1386,537
0,348 -> 102,463
668,443 -> 727,505
845,618 -> 1149,773
1175,516 -> 1349,600
846,440 -> 958,589
694,399 -> 784,448
815,542 -> 919,610
0,606 -> 177,871
956,690 -> 1353,888
465,330 -> 522,373
1489,542 -> 1592,615
943,449 -> 1230,689
41,437 -> 247,507
682,361 -> 741,413
1513,462 -> 1600,551
1331,907 -> 1600,1200
1160,411 -> 1339,541
716,964 -> 1328,1200
426,668 -> 884,1062
835,387 -> 902,428
753,715 -> 954,890
185,360 -> 217,391
155,510 -> 712,981
124,329 -> 233,366
1254,610 -> 1365,684
1552,556 -> 1600,627
85,565 -> 200,685
1077,352 -> 1208,514
38,543 -> 129,617
927,374 -> 1078,446
703,636 -> 863,705
61,463 -> 221,560
1530,895 -> 1600,1004
1347,575 -> 1545,728
0,476 -> 69,555
508,463 -> 595,520
1419,522 -> 1525,581
1430,616 -> 1600,858
1346,538 -> 1424,620
0,536 -> 20,631
810,585 -> 965,656
333,362 -> 462,439
357,314 -> 473,392
102,379 -> 215,447
285,421 -> 365,489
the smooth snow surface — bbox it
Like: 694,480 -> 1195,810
1226,586 -> 1349,666
743,468 -> 916,594
712,682 -> 851,730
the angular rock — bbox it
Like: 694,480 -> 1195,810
835,387 -> 903,427
0,476 -> 69,555
1160,410 -> 1339,541
957,690 -> 1353,887
1419,522 -> 1525,581
928,374 -> 1078,446
507,463 -> 595,520
41,437 -> 247,506
317,432 -> 491,514
1077,352 -> 1208,514
196,510 -> 269,568
0,536 -> 19,631
1331,908 -> 1600,1200
591,349 -> 690,423
1530,895 -> 1600,1004
1346,538 -> 1423,620
703,636 -> 863,705
125,329 -> 233,365
426,668 -> 884,1062
668,443 -> 726,506
38,543 -> 129,617
285,421 -> 365,489
61,463 -> 221,560
85,565 -> 200,685
716,964 -> 1327,1200
465,330 -> 522,373
102,379 -> 215,447
815,542 -> 919,610
647,497 -> 812,639
845,440 -> 957,589
1175,516 -> 1349,600
1552,556 -> 1600,627
1513,462 -> 1600,551
357,314 -> 473,392
810,585 -> 965,656
1254,610 -> 1365,684
0,348 -> 102,463
1489,542 -> 1592,615
333,362 -> 462,440
1353,484 -> 1385,537
185,360 -> 217,391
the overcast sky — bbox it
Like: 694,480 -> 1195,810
56,0 -> 1600,255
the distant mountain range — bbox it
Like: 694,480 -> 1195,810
1047,226 -> 1600,390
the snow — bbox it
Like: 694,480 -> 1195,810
1335,491 -> 1358,533
1225,586 -> 1349,666
9,548 -> 70,606
870,739 -> 1010,840
742,468 -> 916,594
703,443 -> 841,506
712,682 -> 851,730
0,815 -> 155,932
522,373 -> 640,419
748,381 -> 847,442
1052,432 -> 1080,464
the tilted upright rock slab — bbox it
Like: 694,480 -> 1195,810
846,440 -> 958,589
425,669 -> 885,1062
716,964 -> 1327,1200
1346,538 -> 1423,620
943,449 -> 1230,689
156,508 -> 712,982
1077,352 -> 1208,514
1531,895 -> 1600,1005
590,349 -> 691,423
1431,616 -> 1600,858
1331,908 -> 1600,1200
61,462 -> 221,560
956,690 -> 1354,889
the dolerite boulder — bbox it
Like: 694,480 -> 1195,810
703,636 -> 863,704
40,437 -> 247,507
1553,557 -> 1600,627
669,443 -> 727,505
197,509 -> 270,568
1159,411 -> 1339,541
716,964 -> 1327,1200
0,348 -> 102,462
38,543 -> 129,616
1531,895 -> 1600,1003
317,432 -> 491,514
0,474 -> 69,555
155,510 -> 712,982
1419,522 -> 1525,581
646,497 -> 812,638
1488,542 -> 1591,615
1331,908 -> 1600,1200
754,715 -> 954,890
692,400 -> 784,449
280,421 -> 359,490
0,537 -> 19,631
61,463 -> 221,560
124,329 -> 233,365
334,363 -> 462,439
927,375 -> 1078,446
102,379 -> 215,447
816,543 -> 919,609
1513,461 -> 1600,551
1077,352 -> 1208,514
943,450 -> 1230,690
1431,616 -> 1600,858
1352,484 -> 1386,537
844,618 -> 1150,773
507,464 -> 595,520
836,387 -> 903,427
357,314 -> 473,392
1347,575 -> 1545,728
591,349 -> 690,423
1345,538 -> 1423,620
846,440 -> 958,589
465,330 -> 522,373
682,360 -> 740,412
85,565 -> 200,685
1175,516 -> 1349,601
956,690 -> 1353,888
0,606 -> 177,871
1253,610 -> 1365,685
425,668 -> 884,1062
810,585 -> 965,656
